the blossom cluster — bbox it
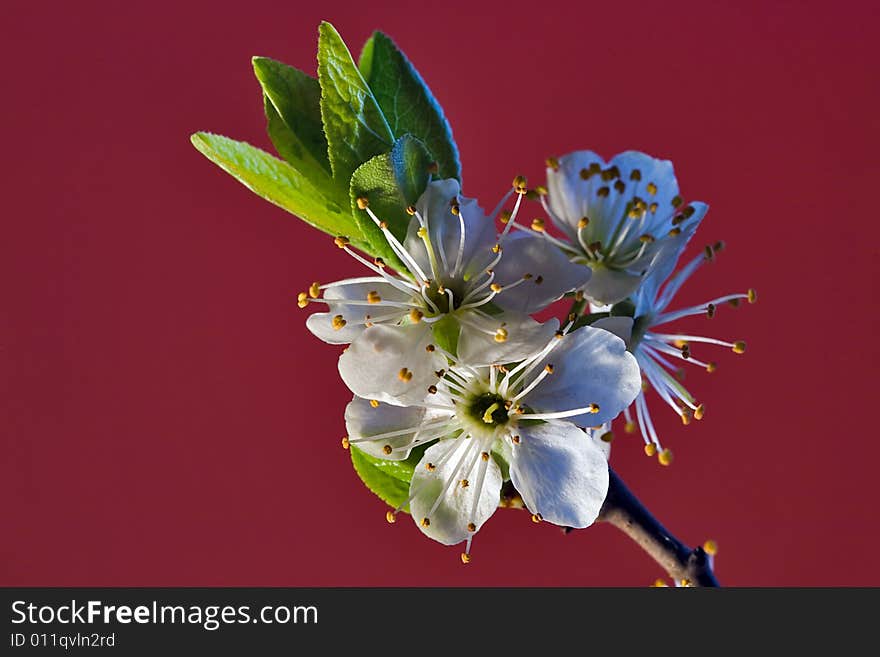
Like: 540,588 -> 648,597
300,151 -> 754,561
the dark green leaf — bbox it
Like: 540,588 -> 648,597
190,132 -> 368,249
349,134 -> 432,270
317,22 -> 394,185
359,31 -> 461,181
350,444 -> 429,511
253,57 -> 331,182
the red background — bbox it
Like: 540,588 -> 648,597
3,0 -> 878,586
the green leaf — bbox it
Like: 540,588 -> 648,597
359,32 -> 461,181
190,132 -> 368,249
253,57 -> 331,183
350,444 -> 428,511
317,22 -> 394,185
349,134 -> 432,268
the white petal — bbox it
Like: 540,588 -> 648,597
457,313 -> 559,366
492,232 -> 592,314
590,316 -> 634,344
609,151 -> 679,220
589,422 -> 614,460
508,420 -> 609,529
344,396 -> 433,460
409,438 -> 502,545
522,325 -> 641,426
546,150 -> 608,238
582,266 -> 643,306
338,323 -> 447,406
305,280 -> 412,344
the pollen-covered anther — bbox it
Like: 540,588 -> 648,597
639,234 -> 656,244
534,185 -> 548,196
703,539 -> 719,556
492,243 -> 501,254
435,369 -> 446,378
644,444 -> 657,457
450,203 -> 461,216
382,444 -> 393,455
367,290 -> 382,304
425,462 -> 436,471
600,431 -> 614,443
668,227 -> 682,237
374,257 -> 386,268
531,218 -> 546,232
332,314 -> 347,330
369,399 -> 380,408
658,448 -> 674,466
646,182 -> 658,195
355,196 -> 369,210
398,368 -> 413,383
625,421 -> 636,434
467,522 -> 477,533
490,283 -> 503,293
427,385 -> 438,395
503,400 -> 513,410
297,292 -> 309,308
680,410 -> 692,426
334,235 -> 350,249
544,364 -> 554,374
460,552 -> 471,564
308,282 -> 321,299
706,303 -> 716,318
481,451 -> 490,462
421,517 -> 431,527
460,479 -> 469,488
379,221 -> 388,229
706,361 -> 718,373
614,180 -> 626,194
588,403 -> 600,414
512,175 -> 528,194
694,404 -> 705,421
732,341 -> 747,354
341,437 -> 350,449
498,210 -> 512,225
748,288 -> 758,304
385,511 -> 396,524
406,205 -> 416,215
512,435 -> 521,444
546,156 -> 560,171
531,513 -> 543,524
577,217 -> 590,229
554,330 -> 564,339
671,195 -> 683,208
494,327 -> 509,343
651,579 -> 668,587
410,309 -> 424,323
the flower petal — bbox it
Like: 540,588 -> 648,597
508,420 -> 609,529
457,313 -> 559,366
409,438 -> 502,545
523,325 -> 641,426
546,150 -> 608,238
344,395 -> 434,460
338,323 -> 447,406
590,316 -> 634,344
582,266 -> 643,306
492,232 -> 592,314
305,280 -> 412,344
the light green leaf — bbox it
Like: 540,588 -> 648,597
253,57 -> 331,183
359,32 -> 461,181
431,314 -> 460,356
190,132 -> 368,249
318,22 -> 394,185
349,135 -> 432,268
350,444 -> 428,511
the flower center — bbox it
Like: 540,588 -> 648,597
466,392 -> 510,428
421,279 -> 468,315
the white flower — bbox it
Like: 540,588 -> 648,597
539,150 -> 708,306
301,178 -> 590,404
343,324 -> 641,561
592,243 -> 755,463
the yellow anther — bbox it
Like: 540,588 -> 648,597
406,205 -> 416,215
382,444 -> 393,455
409,309 -> 424,323
706,361 -> 718,373
492,243 -> 501,254
421,517 -> 431,527
386,511 -> 396,524
341,436 -> 350,449
555,331 -> 565,339
425,344 -> 435,352
649,202 -> 658,213
668,227 -> 682,236
644,444 -> 657,457
641,380 -> 649,392
577,217 -> 590,229
417,226 -> 428,239
490,283 -> 503,293
499,210 -> 512,224
531,513 -> 543,523
624,421 -> 636,434
658,448 -> 674,466
467,522 -> 477,533
651,578 -> 669,587
531,217 -> 546,232
703,539 -> 719,556
460,552 -> 471,564
308,282 -> 321,299
732,341 -> 747,354
681,411 -> 692,426
680,579 -> 692,587
512,175 -> 528,194
694,404 -> 705,421
671,195 -> 683,208
425,462 -> 436,471
355,196 -> 369,210
427,384 -> 438,394
332,314 -> 347,330
546,156 -> 560,171
374,257 -> 386,268
451,204 -> 460,216
646,182 -> 658,195
600,431 -> 615,443
748,288 -> 758,304
639,234 -> 656,244
297,292 -> 309,308
334,235 -> 350,249
481,451 -> 490,462
367,290 -> 382,304
512,435 -> 521,444
398,368 -> 413,383
460,479 -> 469,488
379,220 -> 388,229
544,364 -> 554,374
589,403 -> 600,414
494,327 -> 509,343
369,399 -> 380,408
534,185 -> 548,196
673,339 -> 688,348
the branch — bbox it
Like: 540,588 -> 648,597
597,467 -> 719,587
500,468 -> 719,587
